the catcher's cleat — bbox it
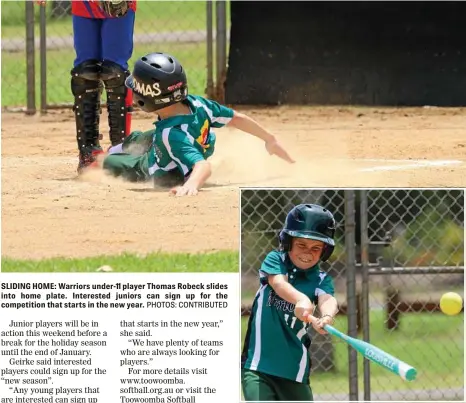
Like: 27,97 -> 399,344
77,146 -> 104,174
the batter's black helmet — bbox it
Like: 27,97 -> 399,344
279,204 -> 336,262
125,52 -> 188,112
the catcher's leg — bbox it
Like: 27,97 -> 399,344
71,60 -> 104,173
72,15 -> 102,67
101,61 -> 133,146
101,9 -> 135,70
101,11 -> 135,145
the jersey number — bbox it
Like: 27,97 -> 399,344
284,314 -> 297,329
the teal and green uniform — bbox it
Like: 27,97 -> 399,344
103,94 -> 234,182
241,250 -> 335,401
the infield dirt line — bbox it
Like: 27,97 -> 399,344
359,160 -> 463,173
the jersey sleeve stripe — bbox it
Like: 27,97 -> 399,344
181,124 -> 196,144
315,287 -> 328,296
191,99 -> 232,125
213,116 -> 232,124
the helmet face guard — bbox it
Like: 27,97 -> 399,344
125,52 -> 188,112
279,204 -> 336,262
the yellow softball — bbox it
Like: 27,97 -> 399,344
439,292 -> 463,316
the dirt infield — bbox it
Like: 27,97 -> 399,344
2,106 -> 465,260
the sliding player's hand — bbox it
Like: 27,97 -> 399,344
169,184 -> 198,197
265,138 -> 295,164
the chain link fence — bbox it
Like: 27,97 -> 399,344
360,189 -> 464,401
1,1 -> 228,112
241,189 -> 464,401
241,189 -> 352,401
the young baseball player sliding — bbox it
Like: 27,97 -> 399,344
241,203 -> 339,401
101,52 -> 294,196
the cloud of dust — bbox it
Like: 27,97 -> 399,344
76,127 -> 390,191
208,129 -> 368,188
76,162 -> 150,190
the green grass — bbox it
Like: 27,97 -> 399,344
241,311 -> 464,397
2,42 -> 207,107
2,0 -> 232,107
1,1 -> 210,38
1,251 -> 238,272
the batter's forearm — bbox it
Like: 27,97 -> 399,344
184,160 -> 211,190
271,280 -> 314,308
229,112 -> 275,143
318,295 -> 339,317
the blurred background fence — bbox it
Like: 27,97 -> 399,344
3,2 -> 466,112
1,0 -> 228,113
241,189 -> 464,401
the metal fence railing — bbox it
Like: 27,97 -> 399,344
241,189 -> 464,401
1,1 -> 228,113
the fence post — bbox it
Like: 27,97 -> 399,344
352,190 -> 464,400
206,1 -> 214,99
25,1 -> 36,115
215,0 -> 227,103
386,286 -> 400,330
40,5 -> 47,114
344,190 -> 358,401
360,190 -> 371,401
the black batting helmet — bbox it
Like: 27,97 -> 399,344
125,52 -> 188,112
279,204 -> 336,262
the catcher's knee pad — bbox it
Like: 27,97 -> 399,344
71,59 -> 101,83
101,60 -> 133,146
71,60 -> 103,152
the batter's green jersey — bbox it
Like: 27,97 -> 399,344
242,250 -> 335,384
124,94 -> 234,178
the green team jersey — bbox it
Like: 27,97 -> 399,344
130,94 -> 234,178
242,250 -> 335,384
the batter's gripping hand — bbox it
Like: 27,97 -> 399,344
294,298 -> 315,322
305,314 -> 333,335
265,137 -> 295,164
